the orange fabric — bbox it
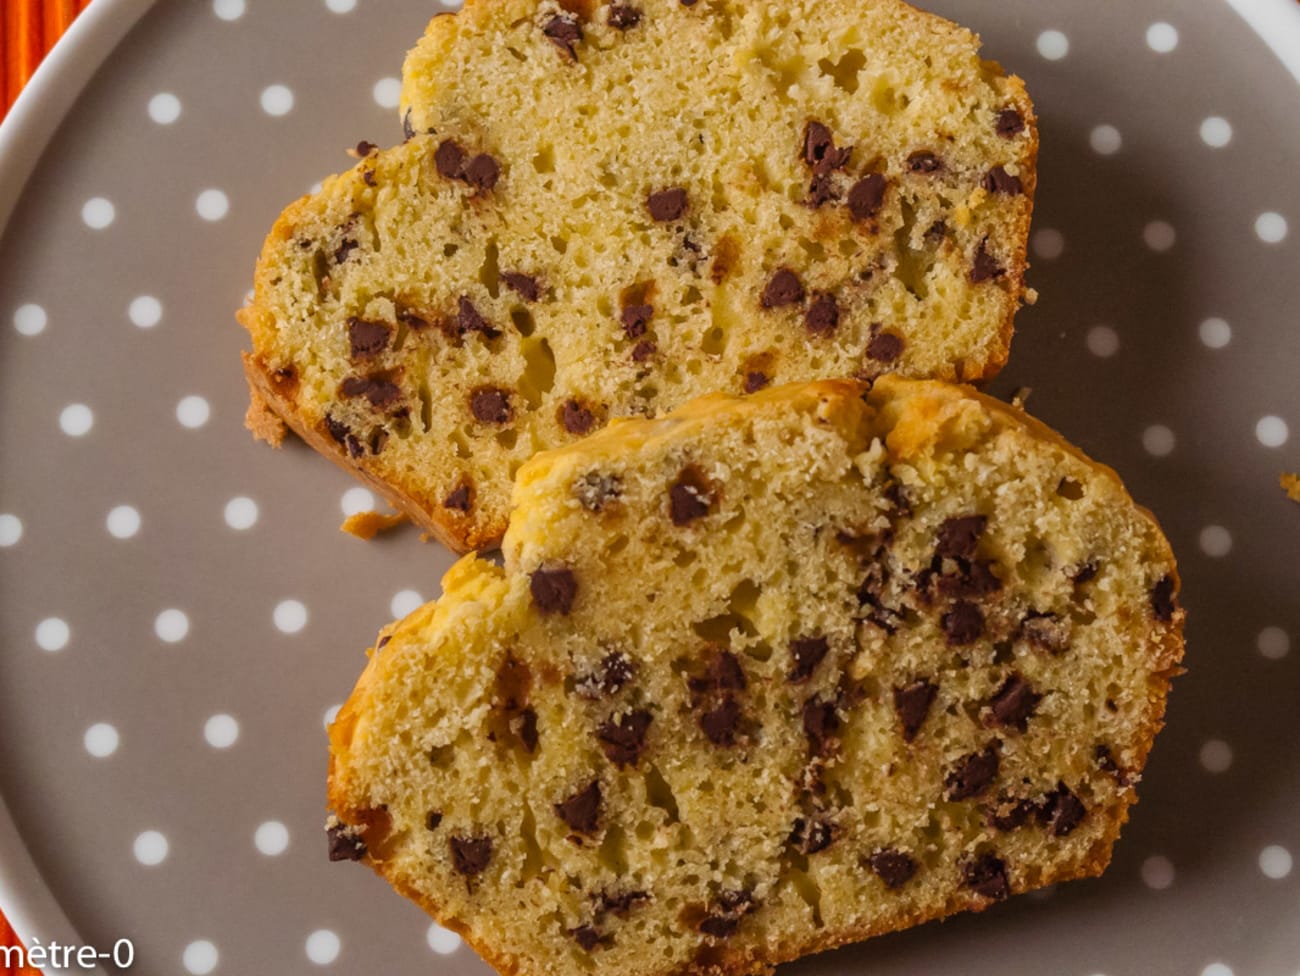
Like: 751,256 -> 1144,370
2,0 -> 90,964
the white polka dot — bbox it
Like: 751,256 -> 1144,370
1199,525 -> 1232,557
1036,30 -> 1069,61
427,923 -> 461,955
60,403 -> 94,437
260,84 -> 295,117
1199,738 -> 1233,773
1086,325 -> 1119,358
323,704 -> 342,730
129,295 -> 162,328
325,0 -> 357,12
148,92 -> 181,125
1259,845 -> 1293,880
1199,116 -> 1232,148
196,189 -> 229,221
341,486 -> 377,516
1202,965 -> 1234,976
1255,212 -> 1288,244
81,197 -> 115,229
1031,228 -> 1065,261
1258,626 -> 1290,661
212,0 -> 244,20
1143,221 -> 1176,252
133,830 -> 169,866
1145,22 -> 1178,53
204,714 -> 239,749
305,929 -> 341,965
274,599 -> 309,634
183,939 -> 218,975
1255,415 -> 1289,448
13,303 -> 46,336
106,505 -> 142,540
35,617 -> 70,652
255,820 -> 290,856
391,589 -> 424,618
224,496 -> 259,530
1141,854 -> 1175,890
84,722 -> 120,758
177,395 -> 211,429
1089,124 -> 1121,156
0,513 -> 22,547
155,608 -> 190,643
1198,317 -> 1231,349
1143,425 -> 1176,457
372,77 -> 402,109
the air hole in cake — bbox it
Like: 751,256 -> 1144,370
479,239 -> 501,297
818,48 -> 865,92
1056,477 -> 1085,501
521,337 -> 557,406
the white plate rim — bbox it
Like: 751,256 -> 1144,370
0,0 -> 1297,967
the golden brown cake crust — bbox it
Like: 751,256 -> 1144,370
242,0 -> 1039,554
328,378 -> 1183,976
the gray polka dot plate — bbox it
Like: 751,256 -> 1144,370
1,2 -> 1298,975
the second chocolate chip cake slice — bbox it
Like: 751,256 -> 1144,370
327,378 -> 1183,976
241,0 -> 1037,552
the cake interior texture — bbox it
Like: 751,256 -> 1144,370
328,377 -> 1183,976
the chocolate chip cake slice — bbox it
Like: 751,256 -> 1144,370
327,378 -> 1183,976
240,0 -> 1037,552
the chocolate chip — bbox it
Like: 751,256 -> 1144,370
333,237 -> 359,264
970,239 -> 1004,283
893,679 -> 938,742
743,371 -> 770,393
987,674 -> 1041,731
698,890 -> 756,938
699,698 -> 742,746
807,173 -> 839,208
945,745 -> 1000,801
669,467 -> 714,525
848,173 -> 887,221
1095,744 -> 1131,785
907,150 -> 943,173
646,187 -> 688,222
680,0 -> 698,6
925,219 -> 948,242
788,636 -> 829,684
435,139 -> 467,179
597,709 -> 653,767
803,121 -> 834,167
1020,612 -> 1069,655
987,795 -> 1036,832
575,472 -> 623,513
689,650 -> 747,693
804,293 -> 839,336
458,297 -> 500,338
868,849 -> 917,889
788,816 -> 836,854
802,697 -> 840,758
996,109 -> 1026,138
543,13 -> 583,58
620,303 -> 653,338
608,4 -> 641,29
1150,575 -> 1177,622
982,165 -> 1023,195
941,601 -> 985,645
340,375 -> 402,409
598,889 -> 650,915
1072,561 -> 1099,585
962,853 -> 1009,900
425,810 -> 443,831
936,515 -> 987,560
866,329 -> 904,363
554,779 -> 602,835
444,483 -> 472,512
362,169 -> 377,187
464,154 -> 500,192
630,339 -> 656,362
501,272 -> 541,302
761,268 -> 804,309
470,387 -> 513,424
449,835 -> 493,876
325,414 -> 352,447
1039,782 -> 1086,837
578,651 -> 635,697
699,916 -> 738,939
515,707 -> 539,753
560,399 -> 597,435
569,925 -> 603,951
327,823 -> 366,861
355,140 -> 377,157
934,559 -> 1002,600
530,566 -> 578,615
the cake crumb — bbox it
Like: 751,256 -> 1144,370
341,510 -> 408,540
1281,472 -> 1300,503
244,385 -> 287,446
